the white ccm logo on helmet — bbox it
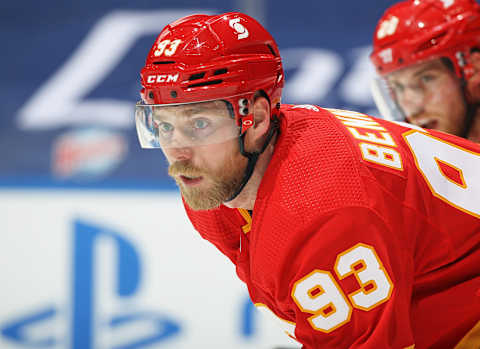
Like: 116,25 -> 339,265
146,74 -> 179,84
229,18 -> 249,39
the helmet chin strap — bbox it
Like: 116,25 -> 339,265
224,115 -> 279,202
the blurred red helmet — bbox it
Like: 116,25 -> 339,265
370,0 -> 480,79
139,12 -> 284,130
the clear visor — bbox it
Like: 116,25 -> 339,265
135,99 -> 240,149
370,76 -> 406,122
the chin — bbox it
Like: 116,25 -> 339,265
185,199 -> 222,211
441,126 -> 463,137
181,190 -> 225,211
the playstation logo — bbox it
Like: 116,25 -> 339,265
1,220 -> 181,348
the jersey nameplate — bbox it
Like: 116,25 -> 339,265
327,108 -> 403,171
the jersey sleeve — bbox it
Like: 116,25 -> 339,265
284,206 -> 415,349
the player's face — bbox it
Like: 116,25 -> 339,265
159,101 -> 247,210
386,58 -> 467,136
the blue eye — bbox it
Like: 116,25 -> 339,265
193,119 -> 209,129
420,74 -> 434,83
158,122 -> 174,133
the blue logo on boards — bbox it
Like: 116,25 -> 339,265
1,220 -> 181,348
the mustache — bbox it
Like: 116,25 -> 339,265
168,161 -> 204,177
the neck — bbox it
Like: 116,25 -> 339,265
467,108 -> 480,142
224,136 -> 276,210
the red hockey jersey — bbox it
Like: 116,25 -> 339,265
184,105 -> 480,349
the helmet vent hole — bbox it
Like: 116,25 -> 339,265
153,61 -> 176,65
188,80 -> 223,88
189,72 -> 206,80
267,44 -> 277,56
414,33 -> 446,53
213,68 -> 228,75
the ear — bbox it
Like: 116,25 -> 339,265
470,51 -> 480,70
244,96 -> 271,152
466,51 -> 480,103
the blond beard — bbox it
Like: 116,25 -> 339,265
168,159 -> 245,210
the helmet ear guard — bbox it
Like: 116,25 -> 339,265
237,98 -> 254,134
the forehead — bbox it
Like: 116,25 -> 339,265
386,58 -> 449,81
153,100 -> 231,119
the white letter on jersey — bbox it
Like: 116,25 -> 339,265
348,127 -> 396,146
359,143 -> 402,170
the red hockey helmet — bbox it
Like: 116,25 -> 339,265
136,12 -> 284,148
370,0 -> 480,121
371,0 -> 480,79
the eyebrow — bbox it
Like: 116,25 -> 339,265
411,62 -> 444,78
388,62 -> 444,86
153,106 -> 218,122
181,107 -> 207,116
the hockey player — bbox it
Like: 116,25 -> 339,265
370,0 -> 480,142
135,12 -> 480,348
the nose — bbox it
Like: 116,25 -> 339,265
161,126 -> 197,161
398,86 -> 425,120
165,146 -> 193,162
